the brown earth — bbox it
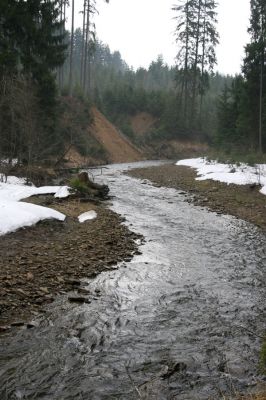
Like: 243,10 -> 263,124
61,105 -> 208,167
130,112 -> 158,136
90,107 -> 144,163
151,140 -> 209,159
237,395 -> 266,400
63,145 -> 106,168
128,163 -> 266,231
129,111 -> 208,159
0,196 -> 142,330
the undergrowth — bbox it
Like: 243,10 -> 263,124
206,149 -> 266,166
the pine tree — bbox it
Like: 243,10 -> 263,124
173,0 -> 195,126
173,0 -> 218,131
240,0 -> 266,151
69,0 -> 75,96
199,0 -> 219,121
0,0 -> 66,107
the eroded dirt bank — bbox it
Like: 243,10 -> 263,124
128,163 -> 266,230
0,197 -> 142,328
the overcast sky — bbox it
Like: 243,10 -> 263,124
68,0 -> 251,75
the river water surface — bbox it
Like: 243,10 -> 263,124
0,162 -> 265,399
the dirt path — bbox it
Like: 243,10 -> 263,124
0,197 -> 142,329
128,163 -> 266,230
91,107 -> 144,163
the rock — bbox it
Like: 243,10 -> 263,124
161,362 -> 187,379
26,272 -> 34,281
39,287 -> 49,294
27,322 -> 37,329
68,296 -> 90,304
0,325 -> 10,333
16,288 -> 28,296
77,288 -> 90,295
11,321 -> 25,327
66,279 -> 80,286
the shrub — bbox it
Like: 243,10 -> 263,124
69,178 -> 89,195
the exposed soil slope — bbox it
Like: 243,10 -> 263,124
91,107 -> 144,163
64,145 -> 106,168
129,112 -> 208,159
130,112 -> 157,136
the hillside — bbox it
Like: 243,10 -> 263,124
61,101 -> 144,167
127,112 -> 209,159
130,112 -> 158,137
91,107 -> 144,163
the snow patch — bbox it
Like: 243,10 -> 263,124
0,201 -> 65,236
176,158 -> 266,196
54,186 -> 71,198
0,176 -> 66,236
78,210 -> 97,223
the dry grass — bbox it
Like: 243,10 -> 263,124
236,394 -> 266,400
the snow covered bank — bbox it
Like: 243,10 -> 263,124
78,210 -> 97,223
176,158 -> 266,196
0,177 -> 69,236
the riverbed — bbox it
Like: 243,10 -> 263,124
0,161 -> 265,399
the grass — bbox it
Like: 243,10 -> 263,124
69,178 -> 90,195
206,149 -> 266,166
260,337 -> 266,375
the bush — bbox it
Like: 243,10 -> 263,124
69,178 -> 89,195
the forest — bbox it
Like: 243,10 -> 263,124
0,0 -> 266,167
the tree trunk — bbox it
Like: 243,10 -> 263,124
83,0 -> 90,95
184,0 -> 190,127
191,0 -> 202,124
80,0 -> 86,88
199,4 -> 206,125
69,0 -> 75,96
58,0 -> 64,92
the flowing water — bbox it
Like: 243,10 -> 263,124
0,161 -> 265,399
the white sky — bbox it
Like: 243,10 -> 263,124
67,0 -> 251,75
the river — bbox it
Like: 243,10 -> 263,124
0,161 -> 265,399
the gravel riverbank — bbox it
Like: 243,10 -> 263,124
128,163 -> 266,231
0,196 -> 142,329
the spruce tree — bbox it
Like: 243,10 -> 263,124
0,0 -> 66,107
240,0 -> 266,151
173,0 -> 218,132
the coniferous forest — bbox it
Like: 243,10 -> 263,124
0,0 -> 266,167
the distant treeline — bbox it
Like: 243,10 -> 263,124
64,29 -> 232,145
1,0 -> 266,168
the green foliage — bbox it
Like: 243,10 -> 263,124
172,0 -> 219,130
260,337 -> 266,374
62,29 -> 230,146
55,96 -> 107,161
216,0 -> 266,153
0,0 -> 70,164
206,148 -> 266,166
0,0 -> 66,110
69,178 -> 89,194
